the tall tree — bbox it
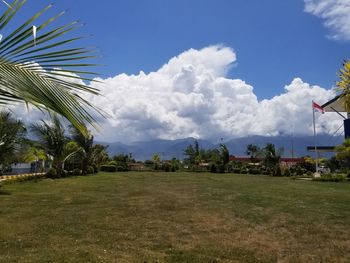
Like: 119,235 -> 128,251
0,1 -> 101,134
30,114 -> 67,175
0,110 -> 26,172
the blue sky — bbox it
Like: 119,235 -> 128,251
23,0 -> 348,99
10,0 -> 350,142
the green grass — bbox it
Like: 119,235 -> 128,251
1,172 -> 350,262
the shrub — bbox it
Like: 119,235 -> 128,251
248,168 -> 260,175
162,163 -> 171,172
240,169 -> 248,174
283,169 -> 291,177
46,168 -> 58,179
100,165 -> 117,172
232,168 -> 241,174
72,168 -> 82,176
92,164 -> 99,173
108,161 -> 118,166
210,163 -> 217,173
86,166 -> 94,174
273,166 -> 282,177
313,173 -> 346,182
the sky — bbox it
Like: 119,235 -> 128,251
5,0 -> 350,142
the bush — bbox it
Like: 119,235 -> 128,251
162,163 -> 171,172
46,168 -> 58,179
272,166 -> 282,177
100,165 -> 117,172
313,173 -> 346,182
86,166 -> 94,174
72,168 -> 82,176
240,169 -> 248,174
92,164 -> 99,173
283,169 -> 291,177
210,163 -> 217,173
232,168 -> 241,174
248,168 -> 260,175
108,161 -> 118,166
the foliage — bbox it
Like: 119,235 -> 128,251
100,164 -> 117,172
246,144 -> 261,162
46,167 -> 57,179
335,139 -> 350,167
313,173 -> 346,182
0,110 -> 26,171
337,60 -> 350,112
112,154 -> 132,171
0,1 -> 102,134
31,114 -> 67,175
261,143 -> 283,168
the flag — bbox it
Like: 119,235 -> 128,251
312,101 -> 324,114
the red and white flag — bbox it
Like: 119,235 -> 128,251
312,101 -> 324,114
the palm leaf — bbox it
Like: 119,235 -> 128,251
0,1 -> 103,135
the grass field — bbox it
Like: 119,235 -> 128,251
1,172 -> 350,262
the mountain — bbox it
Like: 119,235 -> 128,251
97,135 -> 342,161
97,138 -> 214,161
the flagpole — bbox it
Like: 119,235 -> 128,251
312,101 -> 318,173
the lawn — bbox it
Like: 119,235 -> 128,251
0,172 -> 350,262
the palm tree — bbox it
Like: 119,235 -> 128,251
0,1 -> 101,134
219,143 -> 230,170
335,139 -> 350,167
69,125 -> 94,174
30,114 -> 67,175
0,110 -> 26,171
337,60 -> 350,111
23,146 -> 46,172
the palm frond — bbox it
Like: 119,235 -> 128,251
0,1 -> 103,134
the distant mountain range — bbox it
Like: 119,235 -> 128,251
97,135 -> 342,161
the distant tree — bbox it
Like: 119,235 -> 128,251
219,144 -> 230,171
262,143 -> 283,168
183,140 -> 200,166
0,111 -> 26,172
246,144 -> 261,162
152,154 -> 161,170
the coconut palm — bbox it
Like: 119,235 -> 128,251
30,114 -> 67,175
0,110 -> 26,171
22,146 -> 46,172
337,60 -> 350,111
0,1 -> 101,134
69,125 -> 94,174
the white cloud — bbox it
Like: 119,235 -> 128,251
304,0 -> 350,40
5,45 -> 343,143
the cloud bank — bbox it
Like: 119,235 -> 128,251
8,46 -> 342,143
304,0 -> 350,41
83,46 -> 340,142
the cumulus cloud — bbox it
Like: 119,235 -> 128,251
5,45 -> 343,143
304,0 -> 350,40
84,46 -> 341,142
